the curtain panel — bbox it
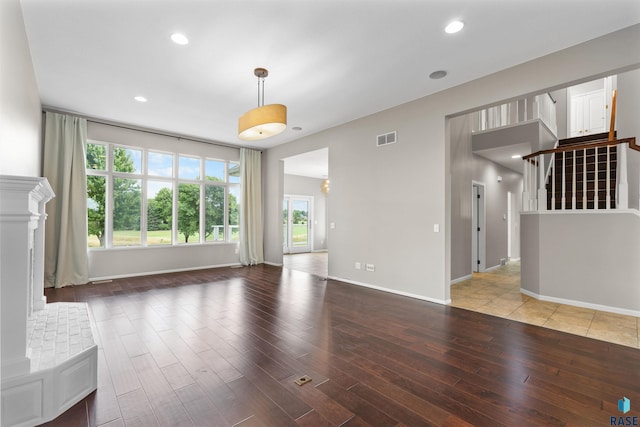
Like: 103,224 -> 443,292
239,148 -> 264,265
43,112 -> 89,287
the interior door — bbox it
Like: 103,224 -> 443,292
570,89 -> 605,137
283,195 -> 312,253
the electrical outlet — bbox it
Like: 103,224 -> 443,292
366,264 -> 375,272
355,262 -> 361,270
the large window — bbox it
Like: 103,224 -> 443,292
86,141 -> 240,248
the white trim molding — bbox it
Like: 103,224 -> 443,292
450,274 -> 472,285
520,288 -> 640,318
328,276 -> 451,305
87,262 -> 242,283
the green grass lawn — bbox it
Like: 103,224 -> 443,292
88,228 -> 238,247
284,223 -> 308,246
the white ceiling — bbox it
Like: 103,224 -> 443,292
21,0 -> 640,151
283,148 -> 328,179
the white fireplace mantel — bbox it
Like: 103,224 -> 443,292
1,175 -> 97,427
0,175 -> 54,378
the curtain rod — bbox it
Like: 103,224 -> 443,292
42,106 -> 262,152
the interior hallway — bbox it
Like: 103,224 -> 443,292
285,254 -> 639,348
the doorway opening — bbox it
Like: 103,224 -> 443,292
283,195 -> 313,254
281,148 -> 329,277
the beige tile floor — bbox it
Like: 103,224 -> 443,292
451,261 -> 640,348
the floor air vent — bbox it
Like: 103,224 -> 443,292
377,131 -> 397,147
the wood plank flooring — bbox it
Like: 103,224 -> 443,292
41,264 -> 640,426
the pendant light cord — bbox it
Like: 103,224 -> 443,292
257,76 -> 265,107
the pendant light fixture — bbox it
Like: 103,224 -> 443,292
238,68 -> 287,141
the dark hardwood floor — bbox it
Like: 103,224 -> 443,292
41,264 -> 640,426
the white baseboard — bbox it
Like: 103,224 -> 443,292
484,264 -> 502,272
450,274 -> 472,285
327,276 -> 451,305
87,262 -> 242,283
520,288 -> 640,317
312,249 -> 328,253
263,261 -> 283,267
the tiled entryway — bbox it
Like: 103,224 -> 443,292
451,261 -> 640,348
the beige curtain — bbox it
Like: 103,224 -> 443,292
239,148 -> 264,265
43,112 -> 89,287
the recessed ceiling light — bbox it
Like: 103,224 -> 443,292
134,96 -> 147,103
292,126 -> 302,131
445,20 -> 464,34
429,70 -> 447,80
511,154 -> 522,159
171,33 -> 189,45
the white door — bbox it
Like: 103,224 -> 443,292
570,89 -> 605,137
283,195 -> 313,253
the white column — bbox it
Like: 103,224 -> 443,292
523,159 -> 530,211
561,151 -> 566,210
32,198 -> 49,310
617,143 -> 629,209
538,154 -> 547,211
0,176 -> 54,379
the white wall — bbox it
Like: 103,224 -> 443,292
521,211 -> 640,315
549,88 -> 568,140
263,24 -> 640,305
86,122 -> 241,280
0,0 -> 42,176
617,68 -> 640,210
284,174 -> 328,251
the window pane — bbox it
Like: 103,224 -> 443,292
228,162 -> 240,183
228,186 -> 240,241
148,152 -> 173,177
205,159 -> 225,182
177,183 -> 200,243
179,156 -> 200,180
147,181 -> 173,245
205,185 -> 225,242
113,147 -> 142,174
292,199 -> 309,247
87,175 -> 106,247
113,178 -> 141,246
86,143 -> 107,170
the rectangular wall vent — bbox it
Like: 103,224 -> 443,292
376,131 -> 397,147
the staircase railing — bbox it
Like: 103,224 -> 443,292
474,93 -> 557,136
522,137 -> 638,212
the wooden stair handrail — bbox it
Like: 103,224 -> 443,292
523,136 -> 638,161
609,89 -> 617,142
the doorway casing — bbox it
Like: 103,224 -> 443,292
472,181 -> 486,272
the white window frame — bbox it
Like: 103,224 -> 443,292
86,140 -> 240,249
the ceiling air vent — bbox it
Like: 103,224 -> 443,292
376,131 -> 397,147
